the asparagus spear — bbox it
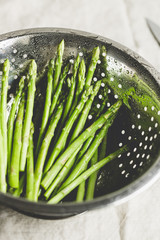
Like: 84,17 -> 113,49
53,39 -> 64,92
70,80 -> 101,143
41,100 -> 122,190
76,87 -> 108,201
49,63 -> 70,117
0,129 -> 6,192
20,60 -> 37,171
85,47 -> 100,89
9,93 -> 25,188
7,77 -> 24,169
33,103 -> 64,201
85,132 -> 108,200
76,149 -> 99,202
12,175 -> 25,197
74,58 -> 86,105
76,180 -> 86,202
51,82 -> 101,192
0,59 -> 10,175
76,137 -> 96,202
60,122 -> 110,191
77,136 -> 94,160
36,59 -> 54,155
86,149 -> 98,200
44,144 -> 82,199
69,56 -> 85,115
45,137 -> 95,198
47,136 -> 94,198
48,146 -> 128,204
44,86 -> 93,173
61,55 -> 80,122
99,134 -> 107,161
26,122 -> 34,200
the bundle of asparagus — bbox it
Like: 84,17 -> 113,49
0,40 -> 128,204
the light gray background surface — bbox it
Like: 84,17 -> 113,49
0,0 -> 160,239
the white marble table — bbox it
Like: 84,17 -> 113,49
0,0 -> 160,239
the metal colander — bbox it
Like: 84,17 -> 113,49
0,28 -> 160,219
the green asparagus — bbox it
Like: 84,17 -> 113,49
33,103 -> 64,201
76,180 -> 86,202
77,136 -> 94,160
44,86 -> 93,173
86,149 -> 98,200
36,59 -> 54,155
74,58 -> 86,105
20,60 -> 37,171
85,47 -> 100,89
53,39 -> 64,92
12,175 -> 25,197
61,55 -> 80,122
26,123 -> 34,200
49,63 -> 70,117
0,129 -> 6,192
47,137 -> 93,199
9,93 -> 25,188
0,59 -> 10,175
60,122 -> 111,190
7,77 -> 24,169
70,80 -> 101,143
48,146 -> 128,204
44,144 -> 82,199
52,81 -> 102,192
44,137 -> 95,199
41,100 -> 122,190
76,138 -> 97,202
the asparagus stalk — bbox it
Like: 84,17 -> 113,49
99,134 -> 107,161
49,63 -> 70,117
86,149 -> 98,200
61,55 -> 80,122
53,39 -> 64,92
77,136 -> 94,160
26,123 -> 34,200
12,175 -> 25,197
45,136 -> 95,198
72,135 -> 95,172
9,93 -> 25,188
44,144 -> 82,199
76,85 -> 108,201
7,77 -> 24,169
44,86 -> 93,173
85,47 -> 100,89
0,59 -> 10,175
47,136 -> 94,197
76,180 -> 86,202
85,132 -> 108,200
50,82 -> 101,192
60,122 -> 110,191
45,137 -> 95,198
48,145 -> 128,204
69,56 -> 85,115
20,60 -> 37,171
70,80 -> 101,143
51,138 -> 93,200
76,137 -> 96,202
0,129 -> 6,192
41,100 -> 122,190
36,59 -> 54,155
74,58 -> 86,104
33,103 -> 64,201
